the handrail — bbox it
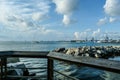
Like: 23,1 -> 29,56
48,52 -> 120,74
0,51 -> 49,80
0,51 -> 49,58
7,67 -> 47,69
7,75 -> 46,79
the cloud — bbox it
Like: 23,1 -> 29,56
97,17 -> 119,25
0,25 -> 63,41
62,15 -> 71,25
79,32 -> 87,39
74,32 -> 79,40
74,31 -> 88,40
104,0 -> 120,16
109,17 -> 117,23
32,12 -> 48,21
74,29 -> 119,40
53,0 -> 78,14
97,0 -> 120,25
62,15 -> 76,25
97,17 -> 108,26
0,0 -> 65,41
103,31 -> 120,40
53,0 -> 79,25
92,29 -> 101,37
74,29 -> 102,40
0,0 -> 50,31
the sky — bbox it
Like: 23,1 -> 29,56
0,0 -> 120,41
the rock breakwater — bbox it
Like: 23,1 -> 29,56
53,46 -> 120,59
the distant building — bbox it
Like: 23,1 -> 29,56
105,36 -> 109,42
91,37 -> 95,42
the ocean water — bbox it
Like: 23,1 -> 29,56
0,41 -> 120,51
0,41 -> 120,80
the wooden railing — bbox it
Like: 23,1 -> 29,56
0,51 -> 49,80
0,51 -> 120,80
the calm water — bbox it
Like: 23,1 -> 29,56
0,41 -> 120,80
0,41 -> 120,51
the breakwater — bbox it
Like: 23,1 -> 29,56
53,46 -> 120,59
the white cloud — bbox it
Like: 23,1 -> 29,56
62,15 -> 70,25
38,27 -> 57,35
74,29 -> 101,40
0,0 -> 66,41
0,0 -> 50,31
74,32 -> 79,40
79,32 -> 87,39
62,15 -> 77,25
109,17 -> 118,23
74,29 -> 93,40
32,12 -> 48,21
62,15 -> 71,25
0,25 -> 63,41
104,0 -> 120,16
53,0 -> 79,25
74,31 -> 88,40
97,0 -> 120,25
97,17 -> 108,26
103,32 -> 120,40
92,29 -> 101,37
53,0 -> 78,14
74,29 -> 119,40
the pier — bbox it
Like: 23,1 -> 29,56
0,51 -> 120,80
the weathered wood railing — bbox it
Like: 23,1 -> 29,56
0,51 -> 49,80
0,51 -> 120,80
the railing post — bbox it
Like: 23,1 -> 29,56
0,58 -> 3,80
0,57 -> 7,80
47,58 -> 53,80
4,57 -> 7,79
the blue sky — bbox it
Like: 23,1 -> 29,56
0,0 -> 120,41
